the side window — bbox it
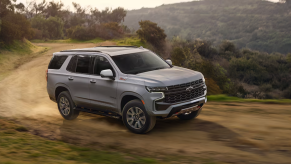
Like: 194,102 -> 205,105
93,56 -> 114,76
48,55 -> 68,69
76,55 -> 90,74
66,55 -> 77,72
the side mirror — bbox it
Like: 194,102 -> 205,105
100,69 -> 115,80
166,59 -> 172,65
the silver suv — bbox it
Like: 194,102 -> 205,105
47,46 -> 207,134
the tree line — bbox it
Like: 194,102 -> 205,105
0,0 -> 129,46
136,20 -> 291,99
124,0 -> 291,54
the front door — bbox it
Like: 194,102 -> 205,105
89,55 -> 118,112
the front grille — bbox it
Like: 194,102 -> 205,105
164,79 -> 205,103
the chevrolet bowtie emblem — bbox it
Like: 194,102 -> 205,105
186,86 -> 194,92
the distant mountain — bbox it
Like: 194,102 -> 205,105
124,0 -> 291,54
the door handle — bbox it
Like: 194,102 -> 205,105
90,80 -> 96,83
68,77 -> 74,80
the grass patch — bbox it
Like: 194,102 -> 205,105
0,118 -> 222,164
31,38 -> 104,44
113,37 -> 146,47
0,39 -> 48,81
0,118 -> 161,164
30,37 -> 146,47
207,95 -> 291,104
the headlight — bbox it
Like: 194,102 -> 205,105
146,86 -> 168,93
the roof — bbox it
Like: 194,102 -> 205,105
59,46 -> 148,56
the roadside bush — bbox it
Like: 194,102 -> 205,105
31,16 -> 64,39
67,25 -> 93,40
0,12 -> 32,45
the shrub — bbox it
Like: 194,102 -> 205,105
30,16 -> 64,39
136,20 -> 167,48
0,12 -> 32,45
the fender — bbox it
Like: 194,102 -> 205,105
54,83 -> 72,98
118,91 -> 145,113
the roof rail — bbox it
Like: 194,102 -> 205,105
60,49 -> 101,52
95,46 -> 138,48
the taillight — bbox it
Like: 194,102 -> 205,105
46,69 -> 48,81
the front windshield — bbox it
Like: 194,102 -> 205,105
111,51 -> 171,74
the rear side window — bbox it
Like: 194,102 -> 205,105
48,55 -> 68,69
66,55 -> 78,72
76,56 -> 90,74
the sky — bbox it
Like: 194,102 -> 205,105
17,0 -> 281,11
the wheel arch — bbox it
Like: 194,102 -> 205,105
55,83 -> 71,100
119,92 -> 144,113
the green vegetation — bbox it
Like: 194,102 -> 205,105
0,39 -> 47,81
114,37 -> 146,47
124,0 -> 291,54
0,0 -> 129,47
0,0 -> 33,45
168,38 -> 291,99
0,118 -> 221,164
207,95 -> 291,104
136,20 -> 167,49
31,38 -> 104,44
0,118 -> 162,164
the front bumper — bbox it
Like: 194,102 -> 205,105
150,96 -> 207,117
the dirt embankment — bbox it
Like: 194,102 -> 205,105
0,43 -> 291,164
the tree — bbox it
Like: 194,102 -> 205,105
0,0 -> 30,45
33,0 -> 47,16
219,40 -> 239,60
31,16 -> 63,39
109,7 -> 127,23
136,20 -> 167,48
45,1 -> 64,18
0,0 -> 24,18
280,0 -> 291,4
0,12 -> 32,44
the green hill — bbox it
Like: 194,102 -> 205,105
124,0 -> 291,54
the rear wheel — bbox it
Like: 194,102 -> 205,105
57,91 -> 79,120
177,108 -> 202,120
122,100 -> 156,134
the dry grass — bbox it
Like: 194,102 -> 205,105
0,40 -> 48,81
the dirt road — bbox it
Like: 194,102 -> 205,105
0,43 -> 291,164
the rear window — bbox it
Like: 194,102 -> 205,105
48,55 -> 68,69
66,56 -> 78,72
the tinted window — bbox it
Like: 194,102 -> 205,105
93,56 -> 114,75
76,56 -> 90,74
48,55 -> 68,69
111,51 -> 170,74
66,55 -> 77,72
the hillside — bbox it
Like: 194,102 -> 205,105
124,0 -> 291,54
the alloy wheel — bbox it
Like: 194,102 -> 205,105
126,107 -> 146,129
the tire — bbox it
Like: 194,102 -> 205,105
57,91 -> 79,120
122,99 -> 156,134
177,108 -> 202,120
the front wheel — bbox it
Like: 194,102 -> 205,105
177,108 -> 202,120
122,100 -> 156,134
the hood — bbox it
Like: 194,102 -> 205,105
131,66 -> 204,86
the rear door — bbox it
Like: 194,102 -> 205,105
66,55 -> 92,108
89,55 -> 118,112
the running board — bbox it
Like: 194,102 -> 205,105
75,107 -> 122,120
